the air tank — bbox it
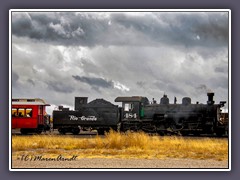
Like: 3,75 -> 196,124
182,97 -> 191,105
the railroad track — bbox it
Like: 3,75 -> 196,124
11,129 -> 228,139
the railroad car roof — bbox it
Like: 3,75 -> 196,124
12,98 -> 50,106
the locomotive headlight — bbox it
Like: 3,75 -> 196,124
164,114 -> 168,118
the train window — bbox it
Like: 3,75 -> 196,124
124,103 -> 133,112
18,108 -> 25,117
12,108 -> 17,117
26,108 -> 32,117
12,108 -> 33,118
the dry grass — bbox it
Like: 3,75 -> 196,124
12,130 -> 228,161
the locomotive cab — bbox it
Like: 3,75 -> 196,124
122,101 -> 139,119
115,96 -> 149,120
115,96 -> 149,131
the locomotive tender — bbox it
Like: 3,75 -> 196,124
53,98 -> 120,135
52,92 -> 227,136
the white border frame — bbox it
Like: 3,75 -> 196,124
9,9 -> 231,171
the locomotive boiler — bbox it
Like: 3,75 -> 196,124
115,92 -> 227,136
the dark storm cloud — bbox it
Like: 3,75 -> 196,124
111,12 -> 229,47
12,12 -> 109,46
192,13 -> 229,45
12,12 -> 229,47
12,13 -> 32,36
72,75 -> 114,90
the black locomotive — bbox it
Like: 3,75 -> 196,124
116,92 -> 227,136
52,92 -> 228,136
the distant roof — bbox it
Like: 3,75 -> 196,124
12,98 -> 50,106
115,96 -> 149,103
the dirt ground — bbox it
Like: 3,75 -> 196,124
11,157 -> 229,169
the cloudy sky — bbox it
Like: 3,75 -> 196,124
11,10 -> 229,113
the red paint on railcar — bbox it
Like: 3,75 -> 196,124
11,98 -> 50,134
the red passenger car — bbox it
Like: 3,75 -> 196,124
12,98 -> 50,134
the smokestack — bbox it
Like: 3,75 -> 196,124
207,92 -> 215,105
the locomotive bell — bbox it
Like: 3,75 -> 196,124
207,92 -> 215,105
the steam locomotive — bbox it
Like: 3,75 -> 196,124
52,92 -> 228,136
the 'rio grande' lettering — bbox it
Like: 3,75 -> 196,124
69,115 -> 97,121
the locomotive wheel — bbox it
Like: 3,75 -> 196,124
215,130 -> 224,137
157,130 -> 165,136
215,127 -> 225,137
216,132 -> 223,137
71,128 -> 80,135
36,129 -> 42,134
193,132 -> 200,136
20,128 -> 28,135
98,129 -> 105,135
181,131 -> 189,136
58,128 -> 66,135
